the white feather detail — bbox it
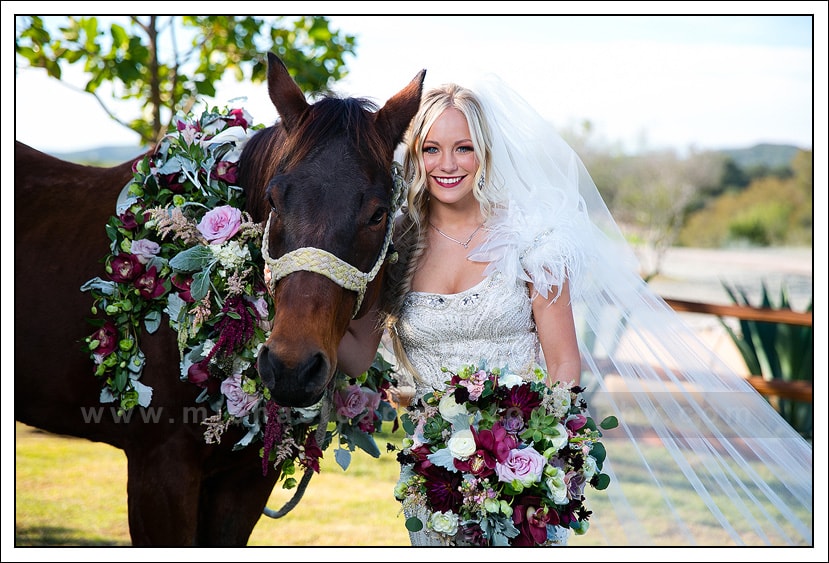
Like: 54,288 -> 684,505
469,198 -> 595,302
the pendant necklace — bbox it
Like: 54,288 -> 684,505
429,222 -> 484,249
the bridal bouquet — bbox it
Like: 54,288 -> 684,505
392,363 -> 617,546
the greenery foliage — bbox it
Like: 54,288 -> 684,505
719,281 -> 813,440
15,15 -> 355,145
678,150 -> 812,248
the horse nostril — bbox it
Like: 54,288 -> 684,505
256,346 -> 331,407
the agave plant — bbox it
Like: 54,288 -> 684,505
720,281 -> 813,440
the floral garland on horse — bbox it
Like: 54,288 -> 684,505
81,105 -> 398,487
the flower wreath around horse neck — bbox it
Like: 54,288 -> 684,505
81,104 -> 402,491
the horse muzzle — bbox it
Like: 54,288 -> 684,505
256,345 -> 331,407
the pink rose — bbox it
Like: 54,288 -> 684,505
220,373 -> 261,417
334,384 -> 369,419
496,446 -> 546,486
197,205 -> 242,244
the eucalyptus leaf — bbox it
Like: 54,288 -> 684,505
594,472 -> 611,490
405,517 -> 424,532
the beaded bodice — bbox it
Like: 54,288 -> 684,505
396,271 -> 540,400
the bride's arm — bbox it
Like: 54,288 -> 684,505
336,306 -> 385,378
530,280 -> 581,387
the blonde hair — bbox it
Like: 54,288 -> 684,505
382,83 -> 500,384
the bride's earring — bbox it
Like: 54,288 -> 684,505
478,173 -> 486,190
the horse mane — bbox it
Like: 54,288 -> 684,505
238,95 -> 387,221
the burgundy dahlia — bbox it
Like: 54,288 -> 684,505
499,382 -> 542,419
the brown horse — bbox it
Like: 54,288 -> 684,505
14,52 -> 425,546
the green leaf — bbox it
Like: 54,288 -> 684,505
405,517 -> 424,532
401,413 -> 416,435
144,310 -> 161,334
599,415 -> 618,430
169,245 -> 214,272
590,441 -> 607,464
349,429 -> 380,458
189,268 -> 212,302
594,473 -> 611,490
334,447 -> 352,471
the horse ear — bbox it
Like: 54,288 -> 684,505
374,69 -> 427,155
267,52 -> 310,131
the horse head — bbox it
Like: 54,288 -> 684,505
238,53 -> 424,407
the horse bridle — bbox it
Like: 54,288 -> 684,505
261,162 -> 405,318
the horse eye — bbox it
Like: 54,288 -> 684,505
268,194 -> 277,212
368,207 -> 387,226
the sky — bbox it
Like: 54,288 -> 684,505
6,9 -> 825,157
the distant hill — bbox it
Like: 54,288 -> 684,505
717,143 -> 802,170
52,142 -> 806,170
51,145 -> 150,166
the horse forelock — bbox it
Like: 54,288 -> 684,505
281,96 -> 387,174
238,95 -> 392,222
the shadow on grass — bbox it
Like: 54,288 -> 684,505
14,525 -> 129,547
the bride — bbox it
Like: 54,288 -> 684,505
337,72 -> 813,548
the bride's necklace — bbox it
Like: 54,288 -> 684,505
429,221 -> 485,249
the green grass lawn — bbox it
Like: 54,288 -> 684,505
14,420 -> 811,547
14,421 -> 410,546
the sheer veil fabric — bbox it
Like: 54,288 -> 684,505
422,73 -> 814,547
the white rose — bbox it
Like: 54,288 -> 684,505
446,428 -> 477,459
499,371 -> 524,388
429,510 -> 459,536
582,454 -> 598,481
546,466 -> 569,505
438,392 -> 468,419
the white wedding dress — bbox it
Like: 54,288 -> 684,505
396,269 -> 571,547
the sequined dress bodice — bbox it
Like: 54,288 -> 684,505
396,271 -> 540,399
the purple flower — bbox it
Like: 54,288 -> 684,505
225,108 -> 251,129
500,382 -> 542,419
172,273 -> 195,303
108,253 -> 144,283
220,372 -> 260,417
187,360 -> 219,394
134,265 -> 167,299
211,160 -> 238,184
90,321 -> 118,363
512,495 -> 558,546
130,238 -> 160,264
